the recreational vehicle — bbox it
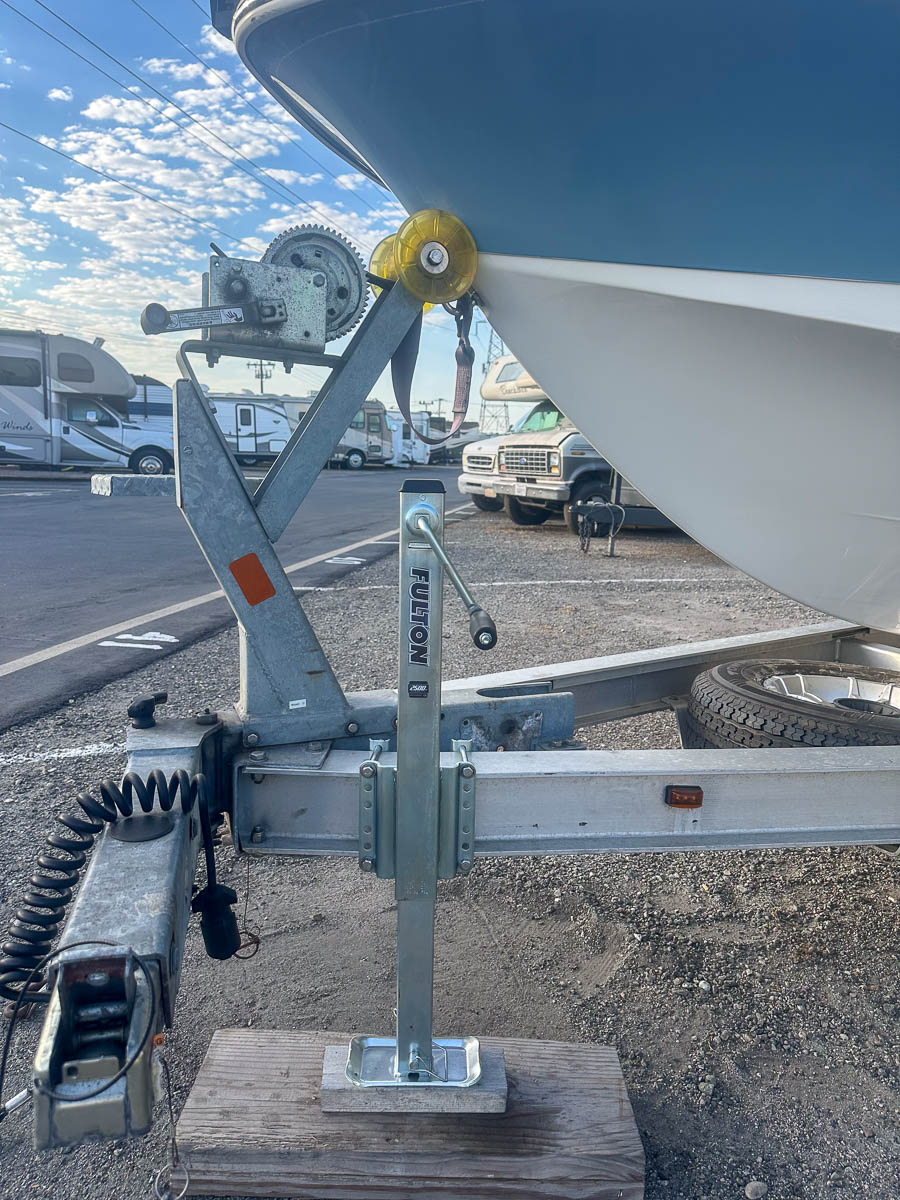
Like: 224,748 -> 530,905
385,411 -> 429,467
0,330 -> 174,474
127,384 -> 293,466
281,396 -> 393,468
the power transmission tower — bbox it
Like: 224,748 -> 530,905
478,327 -> 510,434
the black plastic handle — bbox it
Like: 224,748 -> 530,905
469,608 -> 497,651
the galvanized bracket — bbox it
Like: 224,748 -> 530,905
357,739 -> 476,881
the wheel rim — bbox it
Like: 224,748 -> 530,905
763,672 -> 900,718
140,455 -> 164,475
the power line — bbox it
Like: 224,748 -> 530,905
128,0 -> 385,216
22,0 -> 376,251
0,118 -> 256,251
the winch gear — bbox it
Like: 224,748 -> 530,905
261,224 -> 367,340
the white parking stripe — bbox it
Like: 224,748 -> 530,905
0,503 -> 473,678
0,742 -> 119,767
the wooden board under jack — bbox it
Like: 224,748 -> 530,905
175,1029 -> 645,1199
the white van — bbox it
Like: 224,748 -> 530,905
0,330 -> 174,474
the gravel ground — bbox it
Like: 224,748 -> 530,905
1,510 -> 898,1200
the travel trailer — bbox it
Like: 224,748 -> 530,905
281,396 -> 393,468
127,383 -> 293,466
0,330 -> 173,474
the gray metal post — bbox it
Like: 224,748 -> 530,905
608,470 -> 621,558
394,479 -> 445,1078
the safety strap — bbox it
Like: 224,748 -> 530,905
390,293 -> 475,446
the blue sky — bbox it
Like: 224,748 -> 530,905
0,0 -> 499,406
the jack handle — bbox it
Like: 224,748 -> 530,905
408,514 -> 497,650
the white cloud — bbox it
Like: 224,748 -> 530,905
142,58 -> 220,85
198,24 -> 239,58
257,199 -> 406,254
264,168 -> 323,187
335,172 -> 367,191
47,86 -> 74,102
0,197 -> 63,300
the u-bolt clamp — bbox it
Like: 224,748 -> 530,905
405,509 -> 498,651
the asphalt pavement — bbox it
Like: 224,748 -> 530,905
0,465 -> 467,730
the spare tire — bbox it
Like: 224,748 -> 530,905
684,659 -> 900,750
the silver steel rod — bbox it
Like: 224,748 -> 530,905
412,515 -> 476,612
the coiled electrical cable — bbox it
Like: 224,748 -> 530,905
0,770 -> 213,1006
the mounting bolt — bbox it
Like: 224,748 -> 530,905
250,826 -> 265,844
360,859 -> 375,872
195,708 -> 218,726
360,763 -> 376,779
246,732 -> 260,747
460,763 -> 476,779
312,272 -> 326,287
248,749 -> 267,762
346,720 -> 360,735
458,861 -> 473,876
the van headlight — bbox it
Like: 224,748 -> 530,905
548,450 -> 561,474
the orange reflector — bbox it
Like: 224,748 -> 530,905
229,552 -> 276,606
665,785 -> 703,809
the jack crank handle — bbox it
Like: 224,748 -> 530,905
408,513 -> 498,651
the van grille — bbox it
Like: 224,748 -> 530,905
465,453 -> 494,472
501,446 -> 550,475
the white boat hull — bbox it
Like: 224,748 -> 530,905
477,254 -> 900,634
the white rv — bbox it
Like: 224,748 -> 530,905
281,396 -> 393,469
385,411 -> 429,467
127,384 -> 293,466
0,330 -> 174,474
206,395 -> 292,465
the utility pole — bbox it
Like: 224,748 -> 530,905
248,359 -> 274,394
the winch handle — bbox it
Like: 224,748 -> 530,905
408,513 -> 498,652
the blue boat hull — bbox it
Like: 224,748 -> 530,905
237,0 -> 900,282
235,0 -> 900,634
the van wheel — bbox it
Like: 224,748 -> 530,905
345,449 -> 366,470
564,478 -> 611,534
504,496 -> 548,525
236,456 -> 260,466
471,495 -> 503,512
683,659 -> 900,749
131,447 -> 173,475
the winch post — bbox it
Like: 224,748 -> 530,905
394,479 -> 445,1077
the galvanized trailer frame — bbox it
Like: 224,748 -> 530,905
27,258 -> 900,1152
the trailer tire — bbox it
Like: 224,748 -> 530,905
564,477 -> 612,535
504,496 -> 548,525
345,449 -> 365,470
471,495 -> 503,512
683,659 -> 900,750
130,447 -> 173,475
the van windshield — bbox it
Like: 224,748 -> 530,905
512,401 -> 566,433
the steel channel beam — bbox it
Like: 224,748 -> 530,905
444,621 -> 869,725
253,283 -> 424,542
234,745 -> 900,856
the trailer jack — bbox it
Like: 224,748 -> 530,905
2,217 -> 899,1197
